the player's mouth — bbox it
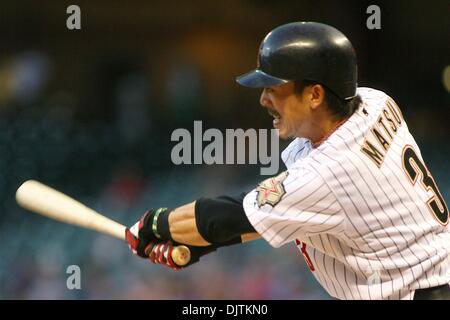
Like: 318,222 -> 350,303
268,108 -> 281,127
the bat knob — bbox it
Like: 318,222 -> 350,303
172,245 -> 191,266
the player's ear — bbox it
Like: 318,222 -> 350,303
309,84 -> 326,110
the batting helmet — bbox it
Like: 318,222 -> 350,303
236,22 -> 357,100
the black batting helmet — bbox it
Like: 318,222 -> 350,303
236,22 -> 358,100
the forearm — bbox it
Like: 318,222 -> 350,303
168,201 -> 260,246
168,202 -> 210,246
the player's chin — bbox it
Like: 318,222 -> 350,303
274,125 -> 290,140
272,119 -> 293,139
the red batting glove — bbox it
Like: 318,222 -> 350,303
125,210 -> 157,257
145,240 -> 180,270
125,227 -> 180,270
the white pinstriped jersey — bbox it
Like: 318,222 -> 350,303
243,87 -> 450,300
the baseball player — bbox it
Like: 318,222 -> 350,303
125,22 -> 450,300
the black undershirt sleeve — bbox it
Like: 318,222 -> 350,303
194,192 -> 256,245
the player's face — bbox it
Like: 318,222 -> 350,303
260,82 -> 316,139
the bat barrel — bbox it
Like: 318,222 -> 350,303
16,180 -> 126,240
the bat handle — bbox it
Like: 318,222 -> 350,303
122,227 -> 191,266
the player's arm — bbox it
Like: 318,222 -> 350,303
125,193 -> 260,269
168,198 -> 260,246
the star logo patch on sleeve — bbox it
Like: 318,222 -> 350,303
256,171 -> 289,208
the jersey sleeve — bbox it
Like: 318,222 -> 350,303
242,166 -> 344,247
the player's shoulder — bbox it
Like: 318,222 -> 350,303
281,137 -> 312,168
356,87 -> 404,117
356,86 -> 391,103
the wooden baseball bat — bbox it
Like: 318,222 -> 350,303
15,180 -> 191,266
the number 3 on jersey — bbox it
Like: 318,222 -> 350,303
402,145 -> 449,225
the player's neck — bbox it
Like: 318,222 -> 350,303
310,115 -> 349,148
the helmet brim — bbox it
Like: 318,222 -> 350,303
236,69 -> 289,88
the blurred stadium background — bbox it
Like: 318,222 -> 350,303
0,0 -> 448,299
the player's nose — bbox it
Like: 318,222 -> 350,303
259,89 -> 272,108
